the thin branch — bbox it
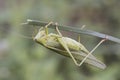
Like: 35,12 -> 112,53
22,19 -> 120,44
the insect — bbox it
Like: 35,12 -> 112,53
34,22 -> 106,69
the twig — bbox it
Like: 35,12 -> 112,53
22,19 -> 120,44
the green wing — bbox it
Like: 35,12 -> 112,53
44,44 -> 106,69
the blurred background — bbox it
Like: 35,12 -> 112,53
0,0 -> 120,80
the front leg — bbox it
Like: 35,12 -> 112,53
45,21 -> 53,35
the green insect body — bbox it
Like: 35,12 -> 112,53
34,22 -> 106,69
